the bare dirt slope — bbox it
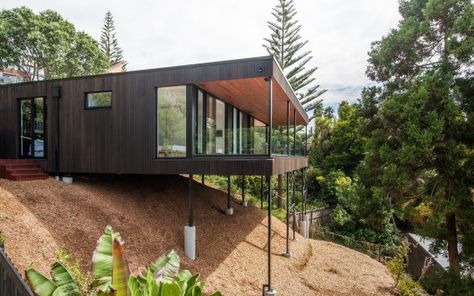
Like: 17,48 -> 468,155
0,176 -> 395,295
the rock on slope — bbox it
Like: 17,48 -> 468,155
0,176 -> 395,295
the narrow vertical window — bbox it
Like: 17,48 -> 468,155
157,86 -> 187,157
195,90 -> 204,154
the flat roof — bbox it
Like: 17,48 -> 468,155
0,56 -> 309,125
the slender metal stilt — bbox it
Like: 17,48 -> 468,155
188,174 -> 194,226
201,175 -> 205,185
282,172 -> 291,257
241,175 -> 246,206
292,171 -> 296,240
267,175 -> 273,292
260,175 -> 264,209
226,175 -> 233,215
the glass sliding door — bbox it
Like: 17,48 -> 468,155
19,97 -> 46,158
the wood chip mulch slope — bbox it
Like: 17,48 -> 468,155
0,176 -> 396,296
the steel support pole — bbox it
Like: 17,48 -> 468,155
241,175 -> 246,206
293,109 -> 296,156
267,78 -> 273,157
292,171 -> 296,240
201,175 -> 205,185
287,101 -> 290,156
260,175 -> 264,209
227,176 -> 231,209
282,172 -> 291,257
188,174 -> 194,227
267,175 -> 273,292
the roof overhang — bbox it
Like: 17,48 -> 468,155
195,56 -> 308,125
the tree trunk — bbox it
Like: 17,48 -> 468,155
277,174 -> 283,209
446,213 -> 460,275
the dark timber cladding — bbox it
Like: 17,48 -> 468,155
0,56 -> 308,176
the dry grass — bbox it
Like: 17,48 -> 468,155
0,175 -> 396,295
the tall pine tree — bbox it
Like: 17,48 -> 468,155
263,0 -> 326,209
100,11 -> 127,70
263,0 -> 326,125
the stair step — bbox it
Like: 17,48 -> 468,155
5,168 -> 43,174
10,175 -> 48,181
0,159 -> 47,181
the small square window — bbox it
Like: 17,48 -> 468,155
85,92 -> 112,108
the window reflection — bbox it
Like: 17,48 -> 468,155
157,86 -> 186,157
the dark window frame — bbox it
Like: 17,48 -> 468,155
155,85 -> 188,159
17,96 -> 48,159
84,91 -> 112,109
192,86 -> 268,157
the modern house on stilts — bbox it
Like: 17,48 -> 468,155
0,56 -> 309,295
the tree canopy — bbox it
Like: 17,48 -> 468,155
0,6 -> 108,81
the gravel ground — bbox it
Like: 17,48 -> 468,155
0,176 -> 395,295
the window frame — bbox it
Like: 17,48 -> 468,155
84,91 -> 113,109
155,85 -> 188,159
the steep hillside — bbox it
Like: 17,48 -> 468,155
0,176 -> 395,295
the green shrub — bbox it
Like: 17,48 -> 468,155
420,271 -> 474,296
386,242 -> 427,296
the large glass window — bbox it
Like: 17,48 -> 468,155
192,87 -> 270,156
85,91 -> 112,108
252,118 -> 267,154
205,96 -> 225,154
157,86 -> 186,157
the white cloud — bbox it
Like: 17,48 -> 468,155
1,0 -> 400,106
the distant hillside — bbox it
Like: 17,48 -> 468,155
0,175 -> 395,295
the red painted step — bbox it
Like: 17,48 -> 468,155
0,159 -> 48,181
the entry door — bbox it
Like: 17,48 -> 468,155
19,97 -> 46,158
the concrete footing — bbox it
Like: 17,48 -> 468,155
184,225 -> 196,260
242,200 -> 248,207
225,207 -> 234,216
55,176 -> 60,181
299,219 -> 308,239
281,252 -> 291,258
264,288 -> 277,296
62,176 -> 73,184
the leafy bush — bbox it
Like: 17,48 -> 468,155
419,271 -> 474,296
26,225 -> 221,296
386,242 -> 427,296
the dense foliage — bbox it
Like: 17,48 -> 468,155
308,0 -> 474,283
0,7 -> 108,80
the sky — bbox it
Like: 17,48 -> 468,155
1,0 -> 401,108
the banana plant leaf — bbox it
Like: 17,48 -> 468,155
92,225 -> 122,294
159,281 -> 182,296
26,262 -> 81,296
26,269 -> 56,296
112,238 -> 130,296
128,276 -> 142,296
138,250 -> 180,285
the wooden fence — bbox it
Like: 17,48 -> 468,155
290,208 -> 332,226
0,243 -> 34,296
